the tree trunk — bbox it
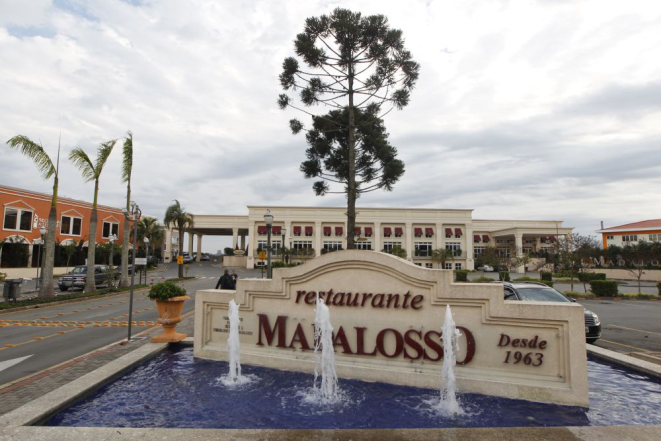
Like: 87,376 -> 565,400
86,207 -> 98,292
346,64 -> 357,250
120,183 -> 130,287
39,205 -> 57,298
178,227 -> 184,278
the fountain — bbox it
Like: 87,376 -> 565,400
219,300 -> 252,386
436,305 -> 463,415
309,296 -> 341,403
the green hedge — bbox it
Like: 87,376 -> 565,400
540,271 -> 552,281
473,276 -> 496,283
514,276 -> 536,282
578,272 -> 606,283
538,280 -> 554,287
590,280 -> 618,297
455,270 -> 469,282
498,272 -> 510,282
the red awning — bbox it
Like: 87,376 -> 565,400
445,228 -> 453,235
335,226 -> 343,235
395,227 -> 403,235
293,226 -> 301,234
414,228 -> 423,236
272,226 -> 281,235
482,235 -> 490,242
323,226 -> 331,235
474,235 -> 481,242
257,226 -> 267,234
365,227 -> 373,236
384,227 -> 392,235
425,228 -> 434,236
455,228 -> 462,236
305,226 -> 313,235
550,236 -> 556,242
354,227 -> 361,235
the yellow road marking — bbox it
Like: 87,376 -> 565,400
0,328 -> 81,352
609,325 -> 661,337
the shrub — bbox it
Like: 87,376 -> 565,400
578,272 -> 606,283
148,281 -> 187,301
538,280 -> 554,287
473,276 -> 496,283
562,291 -> 595,299
498,272 -> 510,282
540,271 -> 552,281
0,272 -> 6,283
272,261 -> 297,268
589,280 -> 618,297
455,270 -> 469,282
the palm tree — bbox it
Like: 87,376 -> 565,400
431,248 -> 456,270
69,140 -> 117,292
164,200 -> 193,278
119,132 -> 133,288
6,135 -> 61,298
137,216 -> 165,261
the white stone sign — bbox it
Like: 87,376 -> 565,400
194,251 -> 588,407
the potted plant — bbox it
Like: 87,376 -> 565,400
148,281 -> 190,343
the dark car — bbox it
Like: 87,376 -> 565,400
58,265 -> 117,291
500,281 -> 601,343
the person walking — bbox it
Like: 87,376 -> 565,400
215,269 -> 235,290
231,270 -> 239,289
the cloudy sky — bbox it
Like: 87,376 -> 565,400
1,0 -> 660,252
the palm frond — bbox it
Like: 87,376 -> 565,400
7,135 -> 56,179
94,139 -> 117,177
122,131 -> 133,183
68,147 -> 96,182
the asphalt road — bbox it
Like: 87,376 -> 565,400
0,261 -> 238,386
578,298 -> 661,354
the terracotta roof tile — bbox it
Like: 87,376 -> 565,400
606,219 -> 661,230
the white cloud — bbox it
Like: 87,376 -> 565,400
1,0 -> 661,252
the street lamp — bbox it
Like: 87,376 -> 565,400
122,201 -> 141,342
108,234 -> 117,288
36,227 -> 47,290
264,210 -> 273,279
281,227 -> 287,265
143,237 -> 150,272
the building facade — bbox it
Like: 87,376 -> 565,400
596,219 -> 661,249
170,205 -> 572,272
1,185 -> 126,267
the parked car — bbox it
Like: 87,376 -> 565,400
499,281 -> 601,343
182,253 -> 194,264
201,254 -> 210,261
477,265 -> 494,272
58,265 -> 117,291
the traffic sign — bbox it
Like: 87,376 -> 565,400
177,255 -> 184,264
258,251 -> 266,261
135,257 -> 147,266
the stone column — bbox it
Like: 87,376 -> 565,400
232,228 -> 238,251
314,221 -> 322,257
284,221 -> 292,253
465,224 -> 475,270
247,222 -> 255,269
373,222 -> 381,252
27,241 -> 34,268
240,234 -> 245,251
515,232 -> 524,273
188,232 -> 194,255
405,222 -> 413,261
196,234 -> 202,262
164,228 -> 172,263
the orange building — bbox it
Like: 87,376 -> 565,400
596,219 -> 661,249
1,184 -> 125,267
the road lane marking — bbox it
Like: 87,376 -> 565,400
0,329 -> 82,352
0,355 -> 32,372
598,339 -> 652,353
608,325 -> 661,337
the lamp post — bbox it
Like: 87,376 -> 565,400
36,227 -> 46,290
122,201 -> 141,342
264,210 -> 273,279
143,237 -> 150,270
281,227 -> 287,265
108,234 -> 117,288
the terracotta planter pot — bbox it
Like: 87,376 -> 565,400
151,295 -> 190,343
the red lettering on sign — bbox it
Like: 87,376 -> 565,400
288,323 -> 311,350
332,326 -> 353,354
456,326 -> 476,365
423,330 -> 443,361
376,328 -> 404,358
403,329 -> 424,360
410,295 -> 423,310
371,294 -> 385,308
402,291 -> 412,309
355,326 -> 378,356
257,314 -> 288,348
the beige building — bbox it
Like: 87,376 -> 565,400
164,206 -> 571,272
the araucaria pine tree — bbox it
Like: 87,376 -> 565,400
278,8 -> 419,249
